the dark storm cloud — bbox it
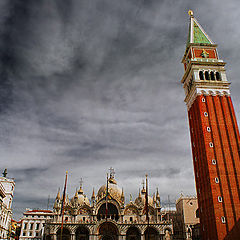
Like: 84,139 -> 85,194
119,168 -> 181,178
0,0 -> 239,219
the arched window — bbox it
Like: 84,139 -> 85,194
97,203 -> 119,221
205,71 -> 210,80
210,71 -> 215,80
99,222 -> 118,240
199,71 -> 204,80
216,72 -> 221,81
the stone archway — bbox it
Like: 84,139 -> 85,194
76,226 -> 89,240
57,228 -> 71,240
126,226 -> 141,240
99,222 -> 119,240
144,227 -> 159,240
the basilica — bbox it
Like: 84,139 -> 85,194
44,171 -> 173,240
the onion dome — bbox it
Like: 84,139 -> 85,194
71,186 -> 90,206
97,175 -> 123,202
135,186 -> 154,206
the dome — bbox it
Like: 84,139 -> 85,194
71,187 -> 90,206
97,177 -> 122,202
135,188 -> 154,206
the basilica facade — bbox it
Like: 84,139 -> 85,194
44,172 -> 173,240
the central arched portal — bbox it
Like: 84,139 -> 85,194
126,227 -> 141,240
76,226 -> 89,240
99,222 -> 119,240
57,228 -> 71,240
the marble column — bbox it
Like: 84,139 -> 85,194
119,235 -> 126,240
71,233 -> 75,240
90,234 -> 96,240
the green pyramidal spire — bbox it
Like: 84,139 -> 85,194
187,10 -> 213,46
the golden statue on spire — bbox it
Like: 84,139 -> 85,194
188,10 -> 194,17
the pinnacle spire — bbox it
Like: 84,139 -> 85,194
121,187 -> 124,197
74,189 -> 78,199
92,188 -> 95,199
121,188 -> 125,202
153,193 -> 156,202
121,188 -> 125,198
138,188 -> 141,198
66,194 -> 70,204
78,178 -> 84,194
156,188 -> 160,201
56,188 -> 60,200
187,10 -> 214,46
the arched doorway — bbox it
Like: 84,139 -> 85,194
57,228 -> 71,240
144,227 -> 159,240
97,203 -> 119,221
46,235 -> 51,240
126,227 -> 141,240
76,226 -> 89,240
99,222 -> 118,240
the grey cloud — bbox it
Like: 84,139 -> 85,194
0,0 -> 239,219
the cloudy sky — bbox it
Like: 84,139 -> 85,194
0,0 -> 240,219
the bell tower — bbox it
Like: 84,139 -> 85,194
181,11 -> 240,240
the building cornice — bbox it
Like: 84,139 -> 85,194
185,83 -> 230,110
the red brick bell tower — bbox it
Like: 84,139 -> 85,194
181,10 -> 240,240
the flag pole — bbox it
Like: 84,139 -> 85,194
145,174 -> 149,240
60,171 -> 68,240
105,173 -> 109,221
